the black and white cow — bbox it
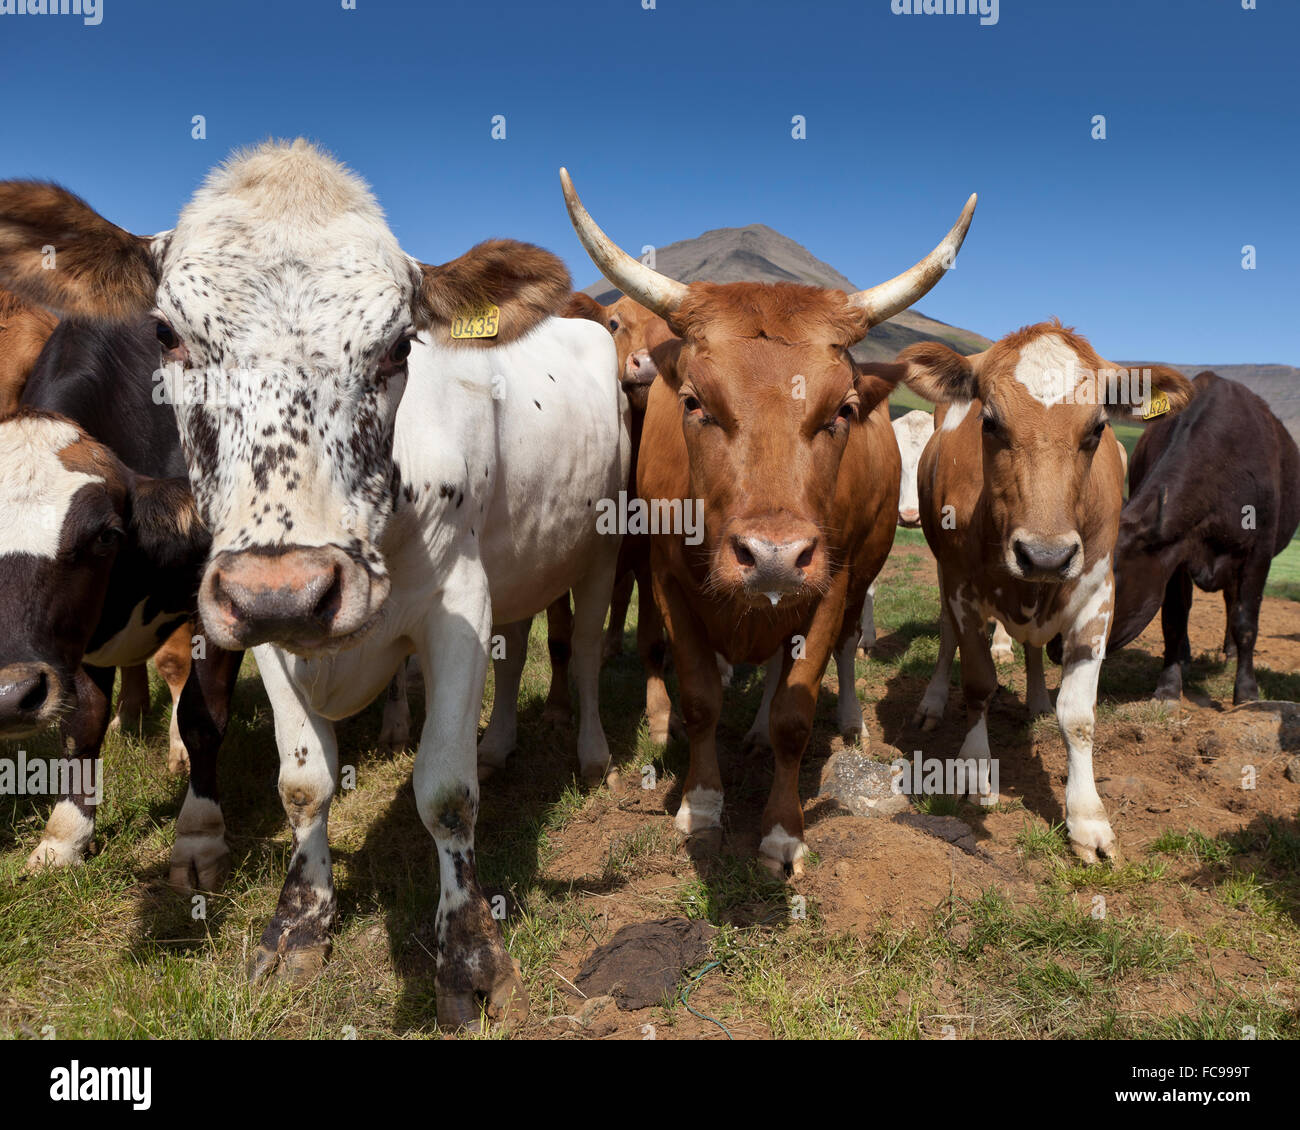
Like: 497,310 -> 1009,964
0,317 -> 240,886
0,141 -> 629,1028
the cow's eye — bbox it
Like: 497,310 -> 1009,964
609,318 -> 621,332
1083,418 -> 1107,448
981,413 -> 1002,438
155,320 -> 180,351
386,337 -> 412,366
88,525 -> 122,556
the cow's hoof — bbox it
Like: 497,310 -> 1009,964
25,839 -> 84,871
579,759 -> 610,788
437,957 -> 528,1033
1150,687 -> 1180,703
168,834 -> 230,894
1068,818 -> 1122,866
247,942 -> 330,987
912,707 -> 942,731
759,852 -> 805,881
377,731 -> 410,754
167,742 -> 191,775
677,827 -> 723,859
839,722 -> 869,747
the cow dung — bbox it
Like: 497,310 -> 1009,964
570,917 -> 716,1011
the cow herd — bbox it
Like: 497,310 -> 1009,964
0,140 -> 1295,1030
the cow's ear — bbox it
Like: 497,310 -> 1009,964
853,363 -> 904,416
0,181 -> 158,320
127,476 -> 210,570
649,337 -> 683,389
888,342 -> 980,404
562,292 -> 606,323
416,240 -> 572,347
1102,363 -> 1195,421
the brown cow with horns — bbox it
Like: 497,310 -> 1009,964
561,170 -> 975,876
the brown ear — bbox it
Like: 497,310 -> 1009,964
0,181 -> 158,319
648,337 -> 683,389
854,363 -> 907,415
562,292 -> 606,323
417,239 -> 571,347
890,341 -> 980,404
1100,362 -> 1195,421
128,475 -> 210,571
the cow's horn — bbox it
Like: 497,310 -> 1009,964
847,194 -> 977,327
560,169 -> 689,319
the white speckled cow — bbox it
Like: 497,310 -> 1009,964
0,140 -> 628,1029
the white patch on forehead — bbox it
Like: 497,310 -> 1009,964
0,418 -> 103,559
1012,334 -> 1083,407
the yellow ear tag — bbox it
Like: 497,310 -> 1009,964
450,304 -> 500,340
1142,390 -> 1171,420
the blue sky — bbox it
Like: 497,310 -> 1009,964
0,0 -> 1295,362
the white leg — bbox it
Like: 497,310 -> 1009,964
742,652 -> 784,751
858,581 -> 877,653
716,653 -> 734,688
476,618 -> 530,776
1025,643 -> 1053,716
413,555 -> 526,1030
990,620 -> 1015,664
378,662 -> 411,750
1058,647 -> 1118,863
246,644 -> 340,984
915,603 -> 957,730
570,544 -> 621,783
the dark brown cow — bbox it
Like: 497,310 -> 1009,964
561,169 -> 974,876
1109,371 -> 1300,704
889,323 -> 1193,863
554,291 -> 679,742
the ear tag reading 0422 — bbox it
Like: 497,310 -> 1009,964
1142,390 -> 1171,420
450,304 -> 500,340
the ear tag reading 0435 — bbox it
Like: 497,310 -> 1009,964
1142,390 -> 1171,420
450,304 -> 500,340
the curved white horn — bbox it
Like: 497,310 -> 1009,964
560,168 -> 689,319
847,194 -> 977,327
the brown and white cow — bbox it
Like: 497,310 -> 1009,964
887,322 -> 1193,863
561,170 -> 974,876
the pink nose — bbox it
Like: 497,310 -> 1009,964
623,350 -> 657,386
899,508 -> 921,527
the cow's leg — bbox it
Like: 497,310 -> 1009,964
741,652 -> 783,752
1058,608 -> 1120,864
155,622 -> 193,774
915,582 -> 957,730
111,663 -> 149,734
1025,643 -> 1053,716
413,560 -> 525,1030
657,574 -> 724,851
761,580 -> 846,877
476,619 -> 531,778
570,541 -> 621,783
857,581 -> 877,656
26,664 -> 115,869
639,565 -> 677,747
543,594 -> 574,724
246,645 -> 340,984
950,596 -> 1000,808
1153,566 -> 1193,701
835,616 -> 867,745
1221,585 -> 1238,660
990,620 -> 1015,665
1229,554 -> 1269,704
169,646 -> 241,893
603,570 -> 634,660
377,663 -> 411,751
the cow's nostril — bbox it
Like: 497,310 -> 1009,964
1013,540 -> 1035,573
732,538 -> 756,568
310,565 -> 344,626
795,541 -> 816,570
19,672 -> 47,714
